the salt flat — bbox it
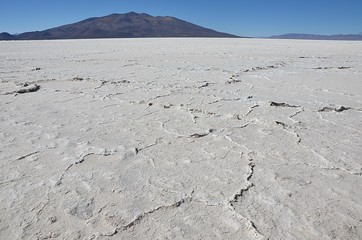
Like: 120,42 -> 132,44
0,38 -> 361,240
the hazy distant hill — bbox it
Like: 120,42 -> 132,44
269,33 -> 362,41
0,12 -> 240,40
0,32 -> 14,40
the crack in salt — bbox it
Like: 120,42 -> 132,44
269,101 -> 300,108
16,150 -> 39,161
97,193 -> 194,238
226,152 -> 266,239
56,146 -> 138,185
245,104 -> 260,117
275,121 -> 301,143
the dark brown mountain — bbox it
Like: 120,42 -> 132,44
269,33 -> 362,41
1,12 -> 240,40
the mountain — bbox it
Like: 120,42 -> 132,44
269,33 -> 362,41
0,12 -> 240,40
0,32 -> 14,40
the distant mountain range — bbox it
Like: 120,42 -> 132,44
0,12 -> 239,40
1,12 -> 361,41
269,33 -> 362,41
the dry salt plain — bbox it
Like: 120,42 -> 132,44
0,38 -> 361,240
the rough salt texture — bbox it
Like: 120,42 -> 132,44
0,38 -> 361,240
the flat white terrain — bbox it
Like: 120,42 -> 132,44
0,38 -> 361,240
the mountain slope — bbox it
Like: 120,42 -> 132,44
1,12 -> 240,40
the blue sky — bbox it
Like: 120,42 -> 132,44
0,0 -> 361,37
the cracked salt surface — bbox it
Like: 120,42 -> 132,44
0,38 -> 362,239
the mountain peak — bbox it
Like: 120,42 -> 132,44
125,11 -> 145,16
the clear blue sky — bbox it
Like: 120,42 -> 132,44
0,0 -> 361,37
